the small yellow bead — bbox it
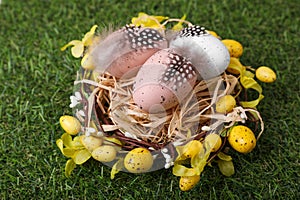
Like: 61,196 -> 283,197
59,115 -> 81,135
256,66 -> 276,83
222,39 -> 243,58
216,95 -> 236,114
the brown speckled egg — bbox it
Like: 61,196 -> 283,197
133,48 -> 197,113
89,25 -> 168,78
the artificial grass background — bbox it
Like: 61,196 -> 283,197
0,0 -> 299,199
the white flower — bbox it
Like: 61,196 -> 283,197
85,127 -> 96,136
201,126 -> 211,131
69,92 -> 82,108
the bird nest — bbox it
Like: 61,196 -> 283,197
57,13 -> 275,191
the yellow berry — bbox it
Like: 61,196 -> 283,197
124,148 -> 153,173
256,66 -> 276,83
179,175 -> 200,191
216,95 -> 236,114
80,135 -> 103,152
204,133 -> 222,152
207,30 -> 220,38
222,39 -> 243,58
60,115 -> 81,135
182,140 -> 203,158
91,145 -> 117,162
228,125 -> 256,153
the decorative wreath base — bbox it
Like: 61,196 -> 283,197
57,12 -> 276,191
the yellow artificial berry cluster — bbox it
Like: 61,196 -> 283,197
56,115 -> 123,176
220,37 -> 276,108
173,133 -> 229,191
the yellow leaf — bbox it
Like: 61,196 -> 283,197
244,70 -> 255,78
190,149 -> 210,174
72,149 -> 91,165
56,139 -> 64,154
62,148 -> 77,158
110,158 -> 124,179
61,133 -> 73,148
227,57 -> 245,75
60,40 -> 81,51
240,76 -> 262,93
172,14 -> 187,31
71,136 -> 84,148
217,160 -> 235,177
172,164 -> 197,176
217,152 -> 232,161
240,94 -> 264,108
81,54 -> 95,70
82,25 -> 98,46
71,42 -> 84,58
65,159 -> 76,177
131,12 -> 168,28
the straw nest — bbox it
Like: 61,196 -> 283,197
93,71 -> 250,151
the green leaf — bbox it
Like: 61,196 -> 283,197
217,160 -> 235,177
65,159 -> 76,177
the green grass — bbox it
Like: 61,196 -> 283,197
0,0 -> 299,199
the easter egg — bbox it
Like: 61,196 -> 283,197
179,175 -> 200,191
80,135 -> 103,152
222,39 -> 243,58
256,66 -> 276,83
228,125 -> 256,153
215,95 -> 236,114
59,115 -> 81,135
124,148 -> 153,173
133,48 -> 197,113
204,133 -> 222,152
169,25 -> 230,80
91,145 -> 117,162
87,25 -> 168,78
182,140 -> 204,158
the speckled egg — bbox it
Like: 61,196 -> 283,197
88,25 -> 168,78
133,48 -> 198,113
91,145 -> 117,162
169,25 -> 230,80
124,148 -> 153,173
256,66 -> 276,83
59,115 -> 81,135
222,39 -> 243,58
228,125 -> 257,153
179,175 -> 201,191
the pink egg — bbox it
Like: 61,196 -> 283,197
89,25 -> 168,78
133,49 -> 197,113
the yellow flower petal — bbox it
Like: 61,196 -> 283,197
240,76 -> 262,93
72,149 -> 91,165
131,12 -> 167,28
172,14 -> 187,31
71,136 -> 85,148
217,160 -> 235,177
56,139 -> 64,153
172,164 -> 197,176
82,25 -> 98,46
71,42 -> 84,58
61,133 -> 73,148
110,158 -> 124,179
62,148 -> 77,158
60,40 -> 82,51
65,159 -> 76,177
